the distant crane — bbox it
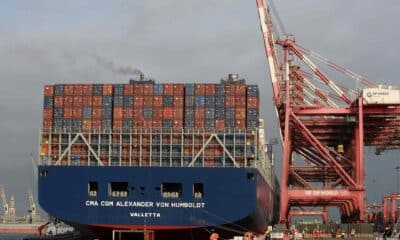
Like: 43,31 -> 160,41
28,188 -> 40,223
8,194 -> 16,223
0,185 -> 9,223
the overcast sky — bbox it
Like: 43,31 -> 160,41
0,1 -> 399,217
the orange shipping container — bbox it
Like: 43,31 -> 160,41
163,107 -> 173,119
173,96 -> 184,107
113,107 -> 124,120
235,96 -> 246,107
173,120 -> 183,129
73,108 -> 82,118
235,119 -> 246,129
133,109 -> 143,119
42,119 -> 52,129
143,120 -> 152,128
134,96 -> 143,107
195,107 -> 205,119
63,96 -> 74,107
83,84 -> 93,95
92,96 -> 102,107
64,85 -> 75,95
42,109 -> 53,120
153,96 -> 163,107
215,119 -> 225,130
173,84 -> 184,95
123,108 -> 133,118
235,84 -> 246,95
124,84 -> 134,95
73,96 -> 83,107
103,84 -> 113,96
195,119 -> 205,129
225,96 -> 235,107
82,119 -> 92,131
82,96 -> 92,106
143,96 -> 153,107
91,120 -> 102,129
54,96 -> 64,107
113,120 -> 123,130
92,108 -> 102,119
163,84 -> 174,95
152,108 -> 163,119
195,84 -> 205,95
63,108 -> 73,119
44,85 -> 54,96
143,84 -> 154,95
247,97 -> 259,109
152,120 -> 162,128
204,84 -> 216,96
133,120 -> 143,128
133,84 -> 144,95
235,108 -> 246,120
74,85 -> 84,95
173,108 -> 183,119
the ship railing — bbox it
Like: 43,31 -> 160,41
38,127 -> 261,168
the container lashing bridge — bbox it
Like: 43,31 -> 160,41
256,0 -> 400,223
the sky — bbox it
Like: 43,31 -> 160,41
0,0 -> 399,217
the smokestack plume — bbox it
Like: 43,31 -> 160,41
94,55 -> 143,76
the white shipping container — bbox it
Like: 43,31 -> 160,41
362,87 -> 400,105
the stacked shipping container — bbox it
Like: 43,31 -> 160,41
41,78 -> 260,167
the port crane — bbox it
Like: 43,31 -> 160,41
0,185 -> 9,223
256,0 -> 400,223
28,188 -> 40,222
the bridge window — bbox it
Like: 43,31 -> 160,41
88,181 -> 98,197
108,182 -> 129,197
161,183 -> 182,198
193,183 -> 203,199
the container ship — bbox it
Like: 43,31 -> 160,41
37,74 -> 279,240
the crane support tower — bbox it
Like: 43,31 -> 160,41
256,0 -> 400,223
0,185 -> 9,223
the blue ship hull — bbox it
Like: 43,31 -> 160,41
38,166 -> 278,239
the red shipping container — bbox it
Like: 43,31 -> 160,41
92,108 -> 102,119
215,145 -> 224,155
235,96 -> 246,107
143,96 -> 153,107
82,96 -> 92,106
133,84 -> 144,95
44,85 -> 54,96
42,119 -> 52,129
173,96 -> 184,107
153,96 -> 163,107
91,120 -> 102,129
73,96 -> 83,107
103,84 -> 113,96
195,84 -> 205,95
173,84 -> 184,95
173,120 -> 183,129
152,120 -> 162,128
124,84 -> 134,95
152,108 -> 163,119
133,120 -> 143,128
82,119 -> 91,131
235,119 -> 246,129
173,108 -> 183,119
225,96 -> 235,107
54,96 -> 64,107
235,108 -> 246,120
74,85 -> 84,95
225,84 -> 235,96
195,119 -> 205,129
235,84 -> 246,95
143,120 -> 152,128
247,97 -> 259,109
64,85 -> 74,95
83,84 -> 92,95
113,107 -> 123,120
143,84 -> 154,95
63,96 -> 74,107
123,108 -> 133,118
163,107 -> 173,119
64,108 -> 73,119
92,96 -> 102,107
204,84 -> 216,96
113,120 -> 123,130
73,108 -> 82,118
195,107 -> 205,119
133,109 -> 143,119
215,119 -> 225,130
134,96 -> 143,107
163,84 -> 174,95
43,109 -> 53,120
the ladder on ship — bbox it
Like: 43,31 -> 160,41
112,229 -> 154,240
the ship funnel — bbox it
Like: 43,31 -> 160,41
228,73 -> 239,81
